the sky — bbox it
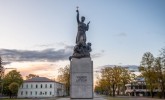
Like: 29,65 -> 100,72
0,0 -> 165,79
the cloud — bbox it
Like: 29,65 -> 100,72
98,65 -> 139,72
2,61 -> 12,65
4,60 -> 70,79
33,42 -> 72,49
34,43 -> 56,48
18,62 -> 59,78
0,47 -> 72,62
116,32 -> 127,37
91,53 -> 102,58
91,50 -> 105,58
0,44 -> 103,63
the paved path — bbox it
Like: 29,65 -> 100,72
56,94 -> 106,100
57,97 -> 106,100
56,95 -> 164,100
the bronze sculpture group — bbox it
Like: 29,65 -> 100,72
69,8 -> 92,61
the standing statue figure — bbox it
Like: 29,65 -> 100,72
76,8 -> 90,45
69,7 -> 92,61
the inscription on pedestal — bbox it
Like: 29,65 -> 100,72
76,76 -> 87,82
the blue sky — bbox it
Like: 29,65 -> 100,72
0,0 -> 165,78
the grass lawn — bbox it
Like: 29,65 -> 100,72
1,99 -> 23,100
0,98 -> 32,100
105,96 -> 163,100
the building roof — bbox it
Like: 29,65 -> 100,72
24,77 -> 54,82
136,77 -> 145,82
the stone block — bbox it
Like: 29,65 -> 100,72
70,58 -> 93,99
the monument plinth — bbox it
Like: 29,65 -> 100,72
70,7 -> 93,99
70,58 -> 93,99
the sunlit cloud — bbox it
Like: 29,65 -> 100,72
0,43 -> 104,80
4,61 -> 69,80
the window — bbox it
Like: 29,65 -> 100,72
21,91 -> 23,95
36,84 -> 38,88
139,85 -> 142,89
30,91 -> 32,95
45,84 -> 47,88
50,91 -> 52,95
35,91 -> 37,95
26,91 -> 28,95
50,84 -> 52,88
45,92 -> 47,95
135,86 -> 138,89
41,84 -> 42,88
40,91 -> 42,95
26,84 -> 28,88
31,84 -> 33,88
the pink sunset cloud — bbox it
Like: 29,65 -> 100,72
4,61 -> 69,80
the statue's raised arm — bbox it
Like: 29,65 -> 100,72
76,8 -> 80,24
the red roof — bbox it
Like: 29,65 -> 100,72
24,77 -> 54,82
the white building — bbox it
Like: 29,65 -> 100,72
125,78 -> 147,96
125,78 -> 160,96
17,77 -> 65,98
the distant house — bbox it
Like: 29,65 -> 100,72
17,77 -> 65,98
125,78 -> 160,96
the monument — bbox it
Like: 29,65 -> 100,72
70,7 -> 93,99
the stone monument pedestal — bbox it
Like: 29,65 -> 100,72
70,58 -> 93,99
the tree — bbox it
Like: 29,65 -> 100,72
111,66 -> 122,96
154,57 -> 165,98
101,67 -> 113,96
57,65 -> 70,96
95,78 -> 110,95
8,82 -> 19,98
26,74 -> 39,80
158,47 -> 165,98
94,66 -> 131,96
139,52 -> 157,98
2,70 -> 23,96
0,57 -> 4,94
120,67 -> 131,95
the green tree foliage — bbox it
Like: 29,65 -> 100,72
95,66 -> 131,96
154,48 -> 165,98
154,57 -> 165,98
139,49 -> 165,98
2,70 -> 23,96
120,67 -> 132,95
139,52 -> 157,98
8,82 -> 19,97
0,57 -> 4,93
57,65 -> 70,96
26,74 -> 39,80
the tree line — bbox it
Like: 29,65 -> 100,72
0,70 -> 39,98
94,66 -> 134,96
94,48 -> 165,98
139,48 -> 165,98
0,48 -> 164,98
